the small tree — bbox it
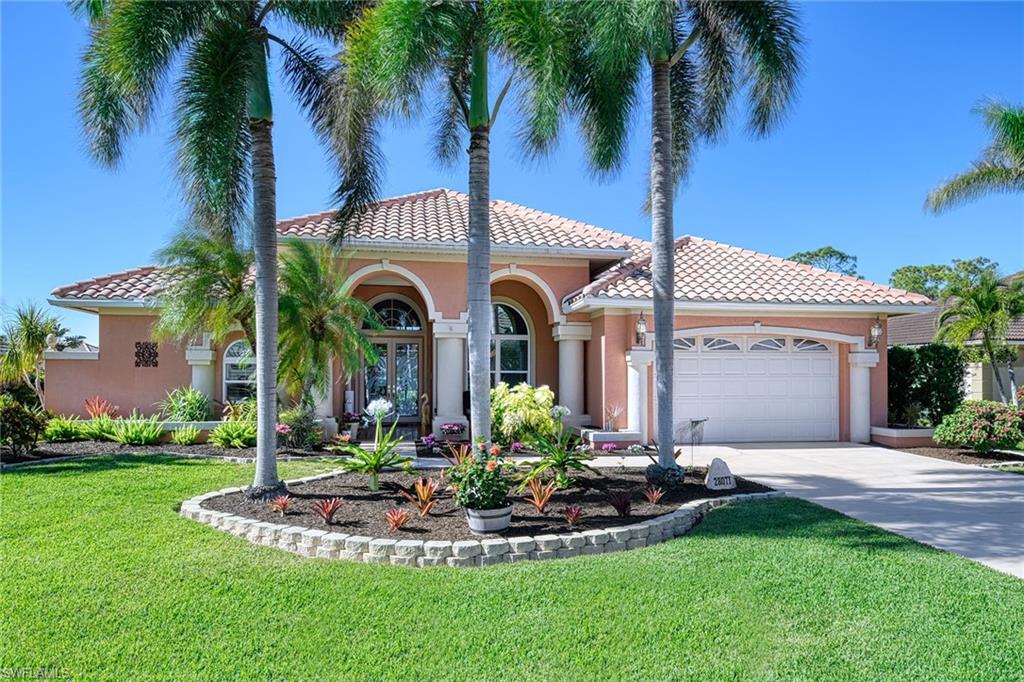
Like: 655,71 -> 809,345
789,246 -> 858,277
890,257 -> 998,299
0,304 -> 83,409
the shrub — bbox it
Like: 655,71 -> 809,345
888,344 -> 966,426
490,383 -> 558,445
82,414 -> 118,442
934,401 -> 1024,453
330,403 -> 411,491
384,508 -> 413,532
84,396 -> 119,419
522,477 -> 557,513
278,407 -> 323,450
312,497 -> 343,524
518,422 -> 597,490
887,346 -> 918,426
208,420 -> 257,448
221,397 -> 256,422
170,425 -> 202,445
449,453 -> 514,511
399,477 -> 439,516
43,415 -> 84,442
112,412 -> 166,446
158,386 -> 210,421
0,394 -> 49,454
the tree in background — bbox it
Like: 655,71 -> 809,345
277,239 -> 380,412
74,1 -> 361,497
927,101 -> 1024,212
935,271 -> 1024,405
890,257 -> 998,299
153,222 -> 256,351
577,1 -> 802,466
0,304 -> 83,409
789,246 -> 858,276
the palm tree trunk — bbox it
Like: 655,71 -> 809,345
650,58 -> 675,467
248,44 -> 281,495
1006,359 -> 1019,406
466,39 -> 492,448
985,338 -> 1010,403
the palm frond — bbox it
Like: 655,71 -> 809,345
687,0 -> 738,141
272,0 -> 365,41
925,163 -> 1024,214
977,99 -> 1024,168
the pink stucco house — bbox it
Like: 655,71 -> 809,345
46,188 -> 931,443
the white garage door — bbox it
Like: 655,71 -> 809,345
671,335 -> 838,443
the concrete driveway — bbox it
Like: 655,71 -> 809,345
684,442 -> 1024,578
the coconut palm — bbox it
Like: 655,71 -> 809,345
329,0 -> 587,444
0,304 -> 82,409
153,221 -> 256,351
277,239 -> 381,410
927,101 -> 1024,213
935,272 -> 1024,405
574,1 -> 802,466
74,1 -> 360,496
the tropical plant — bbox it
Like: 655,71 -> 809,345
43,415 -> 84,443
0,394 -> 49,454
312,497 -> 344,525
400,477 -> 439,517
442,443 -> 474,469
490,383 -> 558,445
208,421 -> 257,449
170,425 -> 202,446
331,403 -> 410,491
384,508 -> 413,532
0,304 -> 82,409
606,490 -> 633,518
84,396 -> 119,419
522,477 -> 557,514
561,505 -> 584,527
222,398 -> 257,422
788,246 -> 858,277
575,1 -> 802,466
448,455 -> 513,511
74,0 -> 363,497
82,414 -> 118,442
278,407 -> 323,451
927,101 -> 1024,213
934,401 -> 1024,454
333,0 -> 604,447
152,222 -> 256,351
158,386 -> 210,422
643,485 -> 666,505
278,239 -> 380,409
935,271 -> 1024,404
111,412 -> 166,446
518,422 -> 598,491
269,495 -> 291,516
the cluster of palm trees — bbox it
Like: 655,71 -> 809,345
75,0 -> 802,496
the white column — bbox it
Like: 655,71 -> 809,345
185,335 -> 215,404
553,323 -> 591,426
432,320 -> 469,437
849,350 -> 879,443
626,348 -> 653,443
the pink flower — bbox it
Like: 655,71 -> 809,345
275,423 -> 292,435
489,444 -> 501,456
485,460 -> 498,472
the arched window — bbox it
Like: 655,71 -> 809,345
367,298 -> 422,331
490,303 -> 530,387
223,340 -> 255,403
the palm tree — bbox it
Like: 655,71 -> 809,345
927,101 -> 1024,213
935,271 -> 1024,405
575,1 -> 802,467
277,239 -> 381,411
330,0 -> 585,445
74,1 -> 359,496
152,221 -> 256,351
0,304 -> 82,409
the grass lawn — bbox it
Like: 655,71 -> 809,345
2,455 -> 1022,681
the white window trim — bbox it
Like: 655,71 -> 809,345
466,298 -> 534,388
222,339 -> 255,403
364,293 -> 426,334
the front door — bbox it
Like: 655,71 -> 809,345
365,338 -> 422,421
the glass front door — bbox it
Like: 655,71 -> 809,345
364,339 -> 421,420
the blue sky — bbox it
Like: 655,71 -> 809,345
2,1 -> 1022,344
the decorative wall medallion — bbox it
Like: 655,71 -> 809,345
135,341 -> 159,367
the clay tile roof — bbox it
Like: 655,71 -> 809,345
889,308 -> 1024,345
50,266 -> 172,301
569,236 -> 933,307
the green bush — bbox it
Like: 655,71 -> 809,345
112,412 -> 166,446
43,415 -> 84,442
222,397 -> 257,422
159,386 -> 210,421
887,346 -> 918,425
887,344 -> 966,426
934,401 -> 1024,453
209,420 -> 257,448
490,383 -> 558,445
170,425 -> 202,446
82,414 -> 118,442
278,407 -> 323,450
0,394 -> 49,454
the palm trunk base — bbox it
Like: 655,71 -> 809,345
244,481 -> 288,501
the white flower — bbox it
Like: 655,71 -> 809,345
551,405 -> 571,420
627,444 -> 645,456
364,399 -> 393,422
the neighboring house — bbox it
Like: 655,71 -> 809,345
46,188 -> 931,443
888,311 -> 1024,401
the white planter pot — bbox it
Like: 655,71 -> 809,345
465,504 -> 513,534
345,423 -> 359,439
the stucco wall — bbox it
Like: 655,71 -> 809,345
45,314 -> 191,417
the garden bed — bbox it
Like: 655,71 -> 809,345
1,440 -> 334,465
201,467 -> 771,542
890,446 -> 1024,467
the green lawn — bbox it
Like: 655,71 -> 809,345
2,455 -> 1022,681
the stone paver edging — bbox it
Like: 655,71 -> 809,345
179,471 -> 785,568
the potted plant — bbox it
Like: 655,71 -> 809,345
449,444 -> 514,533
440,421 -> 465,442
341,411 -> 361,440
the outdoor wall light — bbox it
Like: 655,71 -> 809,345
635,312 -> 648,346
869,318 -> 883,348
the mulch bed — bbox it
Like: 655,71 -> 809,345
202,468 -> 771,541
891,446 -> 1024,467
1,440 -> 330,465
